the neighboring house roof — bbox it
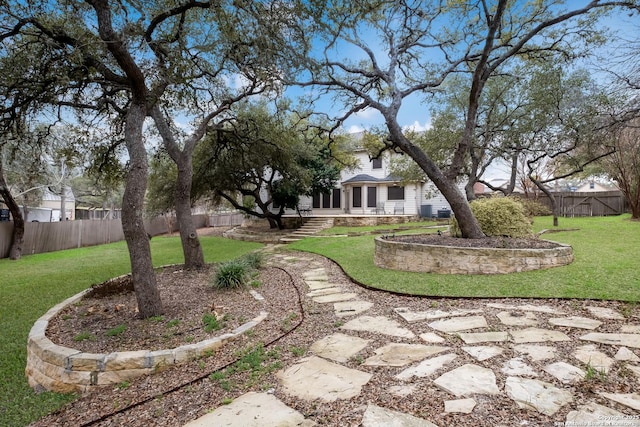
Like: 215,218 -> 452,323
42,186 -> 75,202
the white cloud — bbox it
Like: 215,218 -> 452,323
347,125 -> 364,134
403,120 -> 431,132
353,107 -> 379,120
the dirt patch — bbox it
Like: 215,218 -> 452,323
47,265 -> 271,353
387,234 -> 563,249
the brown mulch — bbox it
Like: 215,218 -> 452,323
386,234 -> 563,249
31,249 -> 639,427
47,266 -> 266,353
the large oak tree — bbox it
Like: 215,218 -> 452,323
261,0 -> 640,238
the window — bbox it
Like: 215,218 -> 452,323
367,186 -> 377,207
388,186 -> 405,200
353,186 -> 362,208
589,182 -> 595,189
312,192 -> 321,209
372,157 -> 382,169
322,192 -> 331,208
332,188 -> 341,208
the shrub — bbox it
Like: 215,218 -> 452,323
451,196 -> 533,238
213,259 -> 248,289
517,198 -> 552,217
212,252 -> 263,289
241,251 -> 263,270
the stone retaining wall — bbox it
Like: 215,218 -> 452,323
374,237 -> 573,274
333,215 -> 420,227
26,281 -> 268,394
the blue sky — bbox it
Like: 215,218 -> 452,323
282,3 -> 639,136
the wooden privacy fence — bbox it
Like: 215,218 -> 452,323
0,213 -> 242,259
535,191 -> 626,217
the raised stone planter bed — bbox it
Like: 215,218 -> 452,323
25,278 -> 268,394
374,236 -> 573,274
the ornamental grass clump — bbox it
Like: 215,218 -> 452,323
212,251 -> 263,289
451,196 -> 533,238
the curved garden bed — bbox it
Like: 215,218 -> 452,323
374,235 -> 574,274
25,271 -> 267,394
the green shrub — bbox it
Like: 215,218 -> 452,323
241,251 -> 263,270
213,259 -> 248,289
451,196 -> 532,238
202,313 -> 222,332
212,252 -> 263,289
517,197 -> 552,217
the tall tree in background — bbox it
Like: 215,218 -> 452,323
190,101 -> 344,229
262,0 -> 639,238
603,120 -> 640,219
148,4 -> 279,270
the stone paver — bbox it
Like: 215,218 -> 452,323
277,356 -> 372,402
598,392 -> 640,411
621,325 -> 640,333
580,333 -> 640,349
361,404 -> 439,427
462,345 -> 503,361
574,344 -> 615,373
501,357 -> 538,377
513,344 -> 557,361
310,333 -> 370,363
185,258 -> 640,427
433,364 -> 499,397
585,306 -> 625,320
183,392 -> 315,427
364,344 -> 449,367
394,307 -> 483,323
419,332 -> 445,343
615,347 -> 640,362
486,303 -> 564,314
395,353 -> 458,380
306,287 -> 344,297
496,311 -> 538,327
543,362 -> 585,384
566,402 -> 640,427
334,300 -> 374,317
510,328 -> 571,343
548,316 -> 602,330
505,377 -> 573,416
457,331 -> 509,344
444,399 -> 476,414
341,315 -> 415,338
428,316 -> 488,333
312,292 -> 358,303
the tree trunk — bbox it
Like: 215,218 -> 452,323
121,102 -> 163,318
174,155 -> 204,270
531,175 -> 559,227
150,106 -> 205,270
0,162 -> 24,260
89,0 -> 163,318
386,120 -> 485,238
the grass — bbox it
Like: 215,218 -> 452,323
317,220 -> 442,235
0,235 -> 262,427
290,215 -> 640,302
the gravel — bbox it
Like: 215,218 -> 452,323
31,250 -> 639,427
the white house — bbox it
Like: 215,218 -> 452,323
293,137 -> 460,218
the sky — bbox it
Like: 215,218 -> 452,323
281,3 -> 639,136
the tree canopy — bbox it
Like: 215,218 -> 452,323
190,101 -> 346,229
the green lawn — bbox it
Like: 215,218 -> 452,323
290,215 -> 640,302
0,236 -> 262,427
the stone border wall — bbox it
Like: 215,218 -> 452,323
374,237 -> 573,274
333,215 -> 420,227
26,279 -> 268,394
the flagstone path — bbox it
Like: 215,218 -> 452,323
186,252 -> 640,427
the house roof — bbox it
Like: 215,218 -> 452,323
341,174 -> 402,184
